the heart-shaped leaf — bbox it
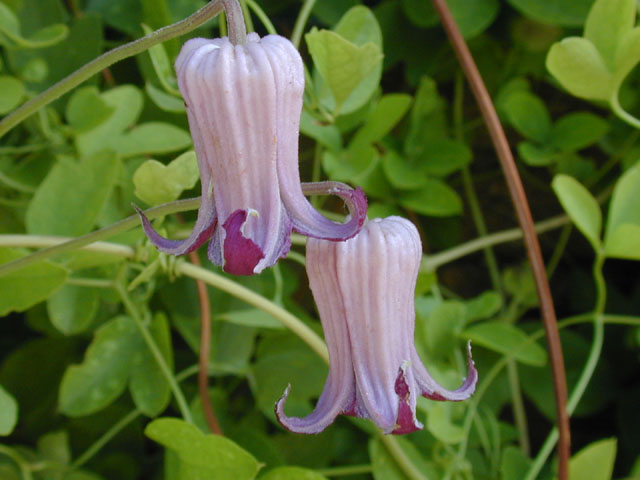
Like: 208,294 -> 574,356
584,0 -> 635,68
546,37 -> 613,101
133,151 -> 199,206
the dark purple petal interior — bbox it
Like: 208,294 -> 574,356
222,209 -> 265,275
392,367 -> 421,435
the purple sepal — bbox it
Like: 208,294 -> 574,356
133,203 -> 216,255
391,367 -> 422,435
221,209 -> 265,275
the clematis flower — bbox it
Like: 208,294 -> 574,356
276,216 -> 477,434
136,32 -> 367,275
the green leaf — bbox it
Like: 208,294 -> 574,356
517,142 -> 558,166
130,313 -> 172,417
0,75 -> 24,114
506,0 -> 596,27
569,438 -> 617,480
300,111 -> 342,151
421,301 -> 466,358
382,150 -> 428,190
145,82 -> 185,113
546,37 -> 614,101
142,23 -> 179,95
47,284 -> 99,334
21,23 -> 68,48
26,151 -> 121,236
463,322 -> 548,366
465,291 -> 502,323
550,112 -> 608,152
115,122 -> 191,158
369,436 -> 437,480
133,150 -> 199,206
0,385 -> 18,435
0,248 -> 68,316
59,316 -> 140,416
552,174 -> 602,250
604,165 -> 640,258
584,0 -> 635,68
502,91 -> 552,142
0,2 -> 20,39
421,139 -> 472,177
66,86 -> 115,133
37,430 -> 71,465
500,446 -> 532,480
306,28 -> 382,115
426,402 -> 465,444
145,417 -> 262,480
603,224 -> 640,260
401,0 -> 499,38
75,85 -> 144,157
400,178 -> 463,217
614,27 -> 640,81
349,94 -> 412,150
259,467 -> 327,480
334,5 -> 382,47
217,309 -> 285,330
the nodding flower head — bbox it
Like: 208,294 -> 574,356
276,216 -> 477,434
136,33 -> 367,275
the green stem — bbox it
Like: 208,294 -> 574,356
422,214 -> 568,271
507,359 -> 530,456
177,262 -> 329,362
454,71 -> 502,295
116,279 -> 194,424
285,250 -> 306,267
291,0 -> 317,48
379,434 -> 429,480
0,197 -> 200,277
546,224 -> 572,278
0,445 -> 33,480
524,254 -> 607,480
245,0 -> 276,34
66,277 -> 114,288
70,409 -> 142,469
0,1 -> 227,138
316,464 -> 373,476
610,92 -> 640,130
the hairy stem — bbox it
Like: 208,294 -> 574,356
0,1 -> 227,138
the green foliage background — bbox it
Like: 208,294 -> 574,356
0,0 -> 639,479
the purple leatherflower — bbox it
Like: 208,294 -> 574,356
136,33 -> 367,275
276,216 -> 477,434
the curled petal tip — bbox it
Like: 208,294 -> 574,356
133,203 -> 216,256
222,210 -> 265,275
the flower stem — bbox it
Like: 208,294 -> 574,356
291,0 -> 317,48
223,0 -> 247,44
116,278 -> 194,424
0,198 -> 200,278
0,1 -> 227,139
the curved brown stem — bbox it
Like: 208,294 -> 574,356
429,1 -> 570,478
188,249 -> 223,435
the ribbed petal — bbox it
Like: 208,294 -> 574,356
260,36 -> 367,241
176,33 -> 292,274
276,237 -> 355,433
336,217 -> 423,433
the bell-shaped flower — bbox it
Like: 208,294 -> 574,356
276,216 -> 477,434
136,32 -> 367,275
